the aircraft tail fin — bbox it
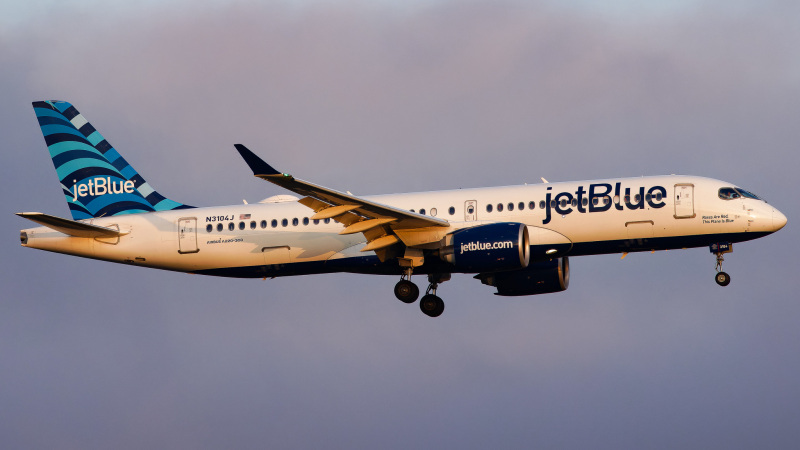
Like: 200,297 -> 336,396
31,100 -> 193,220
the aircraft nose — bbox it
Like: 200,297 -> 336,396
773,207 -> 787,231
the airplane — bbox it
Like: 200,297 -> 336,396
18,100 -> 788,317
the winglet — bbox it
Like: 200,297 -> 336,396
234,144 -> 282,176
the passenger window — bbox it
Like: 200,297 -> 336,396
314,219 -> 320,225
206,224 -> 213,233
261,220 -> 267,229
570,198 -> 577,207
281,219 -> 288,227
303,217 -> 309,225
539,200 -> 546,209
486,204 -> 493,213
228,222 -> 235,231
528,201 -> 535,210
430,208 -> 438,217
238,222 -> 245,230
497,203 -> 504,212
217,223 -> 223,232
634,194 -> 641,202
449,206 -> 455,215
292,218 -> 299,226
271,219 -> 278,228
592,198 -> 599,206
507,203 -> 514,211
420,209 -> 426,215
324,218 -> 331,224
250,221 -> 256,230
582,198 -> 588,207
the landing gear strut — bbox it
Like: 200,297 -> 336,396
394,268 -> 419,303
711,243 -> 732,287
419,273 -> 449,318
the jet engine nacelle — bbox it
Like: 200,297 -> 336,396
441,222 -> 530,273
476,257 -> 570,296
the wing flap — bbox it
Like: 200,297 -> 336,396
360,235 -> 400,252
340,218 -> 397,235
312,204 -> 362,220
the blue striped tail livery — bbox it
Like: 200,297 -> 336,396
32,100 -> 193,219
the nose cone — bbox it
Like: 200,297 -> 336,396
773,207 -> 788,231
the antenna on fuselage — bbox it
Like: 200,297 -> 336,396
541,177 -> 549,183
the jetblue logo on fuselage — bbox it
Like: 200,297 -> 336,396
542,182 -> 667,224
71,177 -> 136,202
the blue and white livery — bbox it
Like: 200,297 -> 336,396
18,101 -> 788,317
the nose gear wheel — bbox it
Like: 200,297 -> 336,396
711,243 -> 732,287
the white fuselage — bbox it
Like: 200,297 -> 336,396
20,175 -> 785,277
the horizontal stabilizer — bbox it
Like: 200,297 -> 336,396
16,212 -> 127,238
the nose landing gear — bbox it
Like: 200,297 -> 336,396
711,243 -> 732,287
715,270 -> 731,286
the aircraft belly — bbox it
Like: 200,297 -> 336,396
171,231 -> 364,272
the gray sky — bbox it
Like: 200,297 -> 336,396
2,1 -> 799,448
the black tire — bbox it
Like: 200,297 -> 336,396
394,280 -> 419,303
715,271 -> 731,287
420,294 -> 445,317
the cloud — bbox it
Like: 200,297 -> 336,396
3,1 -> 800,448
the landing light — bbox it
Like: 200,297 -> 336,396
546,249 -> 557,255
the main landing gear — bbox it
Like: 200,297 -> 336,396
393,271 -> 450,318
711,243 -> 732,287
394,269 -> 419,303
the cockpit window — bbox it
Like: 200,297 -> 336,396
736,188 -> 761,200
718,187 -> 740,200
719,187 -> 762,201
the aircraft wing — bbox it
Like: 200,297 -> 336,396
17,212 -> 127,238
235,144 -> 450,255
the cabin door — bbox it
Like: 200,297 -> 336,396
178,218 -> 199,254
674,184 -> 695,219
